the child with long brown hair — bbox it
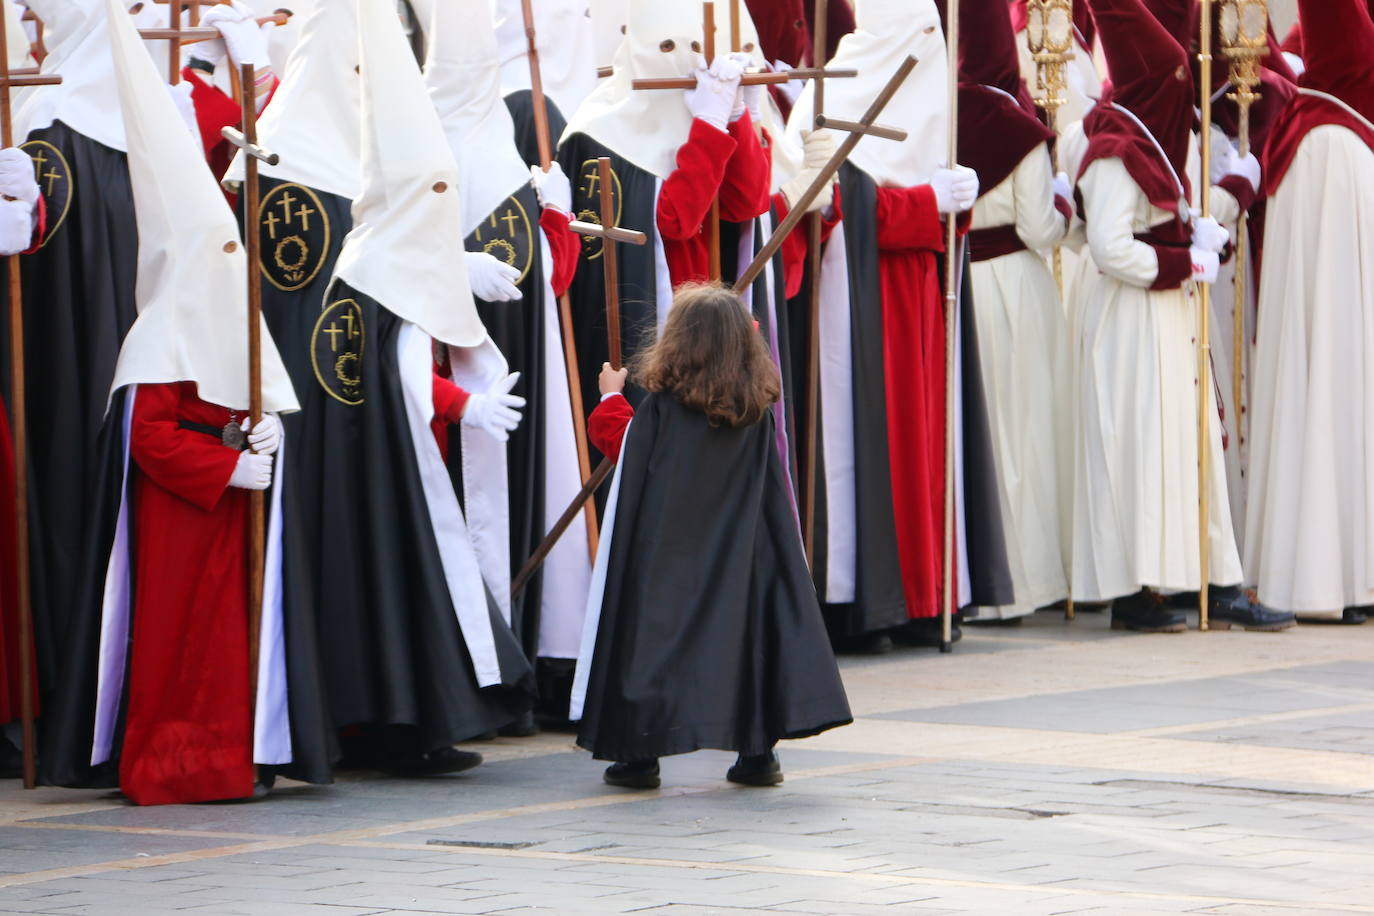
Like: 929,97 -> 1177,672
570,285 -> 851,789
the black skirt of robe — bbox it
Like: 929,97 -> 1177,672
504,90 -> 568,170
577,394 -> 852,762
306,281 -> 534,751
453,183 -> 548,659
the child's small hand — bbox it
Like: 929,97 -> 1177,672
599,362 -> 628,396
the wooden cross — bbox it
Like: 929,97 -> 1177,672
511,157 -> 647,601
136,0 -> 219,85
0,0 -> 62,793
220,63 -> 280,718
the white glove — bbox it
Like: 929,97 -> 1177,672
730,51 -> 764,123
774,60 -> 804,105
530,162 -> 572,215
167,80 -> 198,138
1190,247 -> 1220,285
686,54 -> 745,132
1224,149 -> 1261,193
241,414 -> 282,456
202,0 -> 272,69
462,372 -> 526,443
0,199 -> 33,256
779,129 -> 836,213
931,165 -> 979,214
228,452 -> 273,490
1282,51 -> 1305,78
1052,171 -> 1072,202
1191,214 -> 1229,254
0,147 -> 38,206
1207,131 -> 1233,184
465,251 -> 523,302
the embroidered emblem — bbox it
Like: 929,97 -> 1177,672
20,141 -> 71,248
466,194 -> 534,288
574,159 -> 623,261
311,298 -> 365,406
260,183 -> 330,292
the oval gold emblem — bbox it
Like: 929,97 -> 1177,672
466,193 -> 534,288
311,298 -> 365,406
20,141 -> 72,249
574,158 -> 623,262
260,182 -> 331,292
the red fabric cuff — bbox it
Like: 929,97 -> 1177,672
1053,194 -> 1074,226
432,373 -> 471,425
588,393 -> 634,462
1217,174 -> 1257,214
1151,246 -> 1196,291
539,207 -> 579,297
22,194 -> 46,255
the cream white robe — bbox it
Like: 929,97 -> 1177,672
1073,157 -> 1243,601
1246,123 -> 1374,618
970,147 -> 1072,618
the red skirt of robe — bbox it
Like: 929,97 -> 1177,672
119,381 -> 255,805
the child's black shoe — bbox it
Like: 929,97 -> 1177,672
727,751 -> 783,787
604,759 -> 660,789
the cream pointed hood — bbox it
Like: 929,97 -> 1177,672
6,1 -> 34,68
15,0 -> 128,150
332,0 -> 486,348
589,0 -> 628,71
785,0 -> 949,187
105,0 -> 298,414
224,0 -> 361,200
419,0 -> 531,235
491,0 -> 598,116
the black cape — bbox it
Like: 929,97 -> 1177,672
454,182 -> 547,658
307,279 -> 534,750
504,91 -> 568,170
576,393 -> 852,762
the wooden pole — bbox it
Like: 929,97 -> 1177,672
1198,1 -> 1214,631
801,0 -> 829,567
597,159 -> 624,370
941,0 -> 960,654
704,2 -> 721,281
519,0 -> 599,561
242,61 -> 266,706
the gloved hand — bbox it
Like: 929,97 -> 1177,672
1207,130 -> 1233,184
240,414 -> 282,456
1052,171 -> 1072,202
774,60 -> 804,105
530,162 -> 572,215
462,372 -> 526,443
1190,247 -> 1220,285
167,80 -> 198,137
0,147 -> 38,206
1191,214 -> 1229,254
1224,149 -> 1261,193
780,129 -> 836,213
730,51 -> 764,123
931,165 -> 979,214
686,54 -> 745,132
228,452 -> 274,490
0,199 -> 33,256
465,251 -> 523,302
202,0 -> 272,69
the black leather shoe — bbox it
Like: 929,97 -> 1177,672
727,751 -> 783,787
1111,589 -> 1187,632
498,711 -> 540,738
1342,606 -> 1370,625
604,759 -> 660,789
383,745 -> 484,776
0,736 -> 22,780
894,617 -> 962,647
1208,586 -> 1296,631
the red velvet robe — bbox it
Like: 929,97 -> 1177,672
120,382 -> 255,805
657,113 -> 773,287
875,184 -> 951,620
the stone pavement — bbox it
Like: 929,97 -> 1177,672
1,610 -> 1372,915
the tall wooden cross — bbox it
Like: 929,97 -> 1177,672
136,1 -> 219,85
0,0 -> 62,792
511,158 -> 647,600
221,63 -> 280,718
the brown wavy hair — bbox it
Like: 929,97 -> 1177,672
632,283 -> 781,428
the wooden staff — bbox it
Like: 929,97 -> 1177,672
939,0 -> 961,653
221,64 -> 279,710
519,0 -> 598,561
0,3 -> 62,791
1197,1 -> 1215,631
512,159 -> 646,600
801,0 -> 829,567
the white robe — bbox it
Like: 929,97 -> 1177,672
1072,157 -> 1243,601
1245,124 -> 1374,618
969,147 -> 1072,618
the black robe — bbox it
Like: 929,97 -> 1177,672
576,393 -> 852,762
504,90 -> 568,170
307,279 -> 534,751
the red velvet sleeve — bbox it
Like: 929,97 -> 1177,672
1150,247 -> 1197,291
21,195 -> 46,256
874,184 -> 947,253
774,186 -> 844,300
539,207 -> 579,298
1216,174 -> 1258,214
588,394 -> 635,462
184,68 -> 243,162
1054,194 -> 1074,226
656,119 -> 740,242
130,383 -> 241,514
432,372 -> 471,425
718,112 -> 772,223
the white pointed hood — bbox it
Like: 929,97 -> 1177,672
491,0 -> 597,116
332,0 -> 486,348
105,0 -> 298,414
15,0 -> 128,150
419,0 -> 531,235
785,0 -> 948,187
589,0 -> 629,71
561,0 -> 713,179
6,1 -> 34,68
224,0 -> 361,200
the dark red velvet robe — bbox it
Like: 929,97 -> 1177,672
875,184 -> 950,620
120,382 -> 255,806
